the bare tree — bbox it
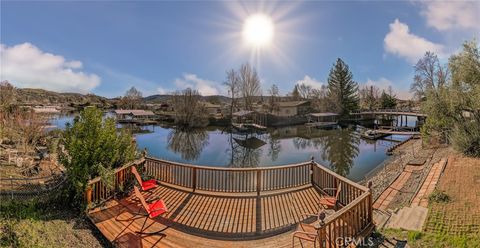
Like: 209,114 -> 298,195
11,110 -> 44,156
121,86 -> 143,109
171,88 -> 208,128
0,81 -> 16,112
411,52 -> 449,100
239,63 -> 261,111
359,85 -> 380,110
296,83 -> 313,99
267,84 -> 280,113
223,69 -> 240,118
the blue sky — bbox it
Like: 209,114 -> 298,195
1,1 -> 478,99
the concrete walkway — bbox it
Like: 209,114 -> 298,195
411,159 -> 447,207
386,206 -> 429,231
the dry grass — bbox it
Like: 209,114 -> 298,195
424,154 -> 480,236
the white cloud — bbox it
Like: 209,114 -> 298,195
295,75 -> 324,89
174,73 -> 222,96
361,77 -> 412,100
0,43 -> 100,93
419,1 -> 480,32
384,19 -> 445,63
157,87 -> 168,95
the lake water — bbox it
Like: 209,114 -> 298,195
50,114 -> 414,182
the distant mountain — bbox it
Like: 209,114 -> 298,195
16,88 -> 109,106
143,94 -> 231,104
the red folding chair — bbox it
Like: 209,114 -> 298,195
132,166 -> 158,192
133,186 -> 169,236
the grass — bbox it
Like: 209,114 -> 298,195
382,229 -> 480,248
428,190 -> 450,204
0,200 -> 107,248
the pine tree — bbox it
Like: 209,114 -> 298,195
327,58 -> 359,116
380,90 -> 397,109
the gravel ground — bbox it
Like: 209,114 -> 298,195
362,138 -> 450,206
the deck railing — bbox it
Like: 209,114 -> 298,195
86,158 -> 145,206
144,156 -> 311,194
85,156 -> 373,245
311,162 -> 373,247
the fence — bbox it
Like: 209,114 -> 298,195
0,172 -> 67,201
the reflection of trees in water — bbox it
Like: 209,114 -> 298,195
226,133 -> 261,168
267,136 -> 281,161
167,129 -> 209,161
292,129 -> 360,177
320,129 -> 360,176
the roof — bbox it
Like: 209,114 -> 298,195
232,110 -> 255,117
114,110 -> 155,116
309,112 -> 338,117
277,101 -> 310,107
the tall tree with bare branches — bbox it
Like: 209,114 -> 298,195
121,86 -> 143,109
223,69 -> 240,118
171,88 -> 208,128
411,52 -> 449,100
238,63 -> 261,111
267,84 -> 280,113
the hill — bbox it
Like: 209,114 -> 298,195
15,88 -> 110,106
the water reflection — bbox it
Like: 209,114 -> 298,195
50,114 -> 405,182
319,129 -> 360,177
167,129 -> 209,161
267,136 -> 281,161
227,133 -> 263,168
289,127 -> 360,176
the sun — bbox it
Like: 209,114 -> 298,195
242,14 -> 274,47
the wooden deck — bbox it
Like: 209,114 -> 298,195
88,184 -> 326,247
86,158 -> 374,248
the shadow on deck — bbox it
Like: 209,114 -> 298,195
87,183 -> 326,247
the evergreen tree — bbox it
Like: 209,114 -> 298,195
380,90 -> 397,109
327,58 -> 359,116
60,107 -> 136,206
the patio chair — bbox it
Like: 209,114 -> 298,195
132,185 -> 170,236
292,206 -> 327,248
319,183 -> 342,210
132,166 -> 158,192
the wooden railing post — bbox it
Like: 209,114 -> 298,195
256,170 -> 261,196
192,167 -> 197,192
310,156 -> 315,185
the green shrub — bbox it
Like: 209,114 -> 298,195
451,122 -> 480,158
407,231 -> 423,242
60,106 -> 136,208
428,190 -> 450,203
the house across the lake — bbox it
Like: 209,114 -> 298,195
114,109 -> 156,124
201,102 -> 223,116
272,101 -> 310,117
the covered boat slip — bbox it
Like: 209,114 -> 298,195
232,110 -> 267,131
86,157 -> 374,247
306,113 -> 339,129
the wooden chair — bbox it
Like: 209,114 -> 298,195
132,166 -> 158,192
292,207 -> 327,248
132,186 -> 170,236
319,183 -> 342,210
